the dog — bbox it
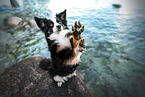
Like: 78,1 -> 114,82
34,10 -> 85,87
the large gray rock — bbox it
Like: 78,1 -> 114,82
0,57 -> 94,97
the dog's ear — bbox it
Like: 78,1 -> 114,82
56,9 -> 66,21
34,17 -> 46,29
34,17 -> 54,33
56,9 -> 67,27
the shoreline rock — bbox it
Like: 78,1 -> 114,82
0,57 -> 95,97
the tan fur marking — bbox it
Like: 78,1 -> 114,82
56,45 -> 66,52
69,35 -> 79,56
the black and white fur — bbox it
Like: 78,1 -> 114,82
34,10 -> 84,87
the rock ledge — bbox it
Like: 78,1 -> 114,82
0,57 -> 94,97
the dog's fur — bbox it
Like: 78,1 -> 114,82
35,10 -> 85,87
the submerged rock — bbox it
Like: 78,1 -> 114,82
10,0 -> 23,7
0,57 -> 94,97
0,0 -> 23,7
4,16 -> 23,28
3,16 -> 37,29
112,4 -> 122,8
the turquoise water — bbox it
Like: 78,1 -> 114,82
0,0 -> 145,97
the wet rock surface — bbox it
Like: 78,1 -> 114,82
0,57 -> 94,97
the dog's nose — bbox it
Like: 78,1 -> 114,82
57,25 -> 61,28
57,25 -> 61,31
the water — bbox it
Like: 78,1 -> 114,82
0,0 -> 145,97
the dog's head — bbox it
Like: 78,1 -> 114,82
34,9 -> 67,36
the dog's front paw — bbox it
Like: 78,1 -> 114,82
72,21 -> 84,33
79,39 -> 85,52
72,21 -> 84,40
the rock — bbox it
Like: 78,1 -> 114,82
3,16 -> 37,29
0,57 -> 95,97
0,0 -> 23,7
10,0 -> 23,7
28,19 -> 37,28
4,16 -> 23,28
112,4 -> 122,8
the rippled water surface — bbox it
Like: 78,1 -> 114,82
0,0 -> 145,97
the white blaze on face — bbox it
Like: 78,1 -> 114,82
51,18 -> 63,33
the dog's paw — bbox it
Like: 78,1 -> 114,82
54,75 -> 65,82
79,39 -> 85,52
53,75 -> 68,87
72,21 -> 84,40
72,21 -> 84,33
63,76 -> 68,81
70,70 -> 77,77
53,71 -> 77,87
57,82 -> 63,87
66,70 -> 77,78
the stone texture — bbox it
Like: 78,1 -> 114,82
4,16 -> 23,28
0,57 -> 94,97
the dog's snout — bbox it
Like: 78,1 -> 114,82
57,25 -> 61,29
57,25 -> 61,31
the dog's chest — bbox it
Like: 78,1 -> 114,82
48,30 -> 71,47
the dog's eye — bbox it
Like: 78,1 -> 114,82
50,24 -> 53,27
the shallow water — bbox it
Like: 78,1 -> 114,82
0,0 -> 145,97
